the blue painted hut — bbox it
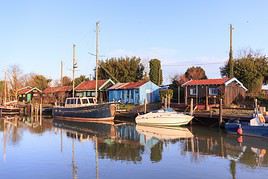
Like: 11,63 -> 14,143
108,80 -> 160,105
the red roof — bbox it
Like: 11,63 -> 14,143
182,78 -> 229,86
17,86 -> 42,95
43,86 -> 72,94
75,80 -> 108,91
109,80 -> 148,90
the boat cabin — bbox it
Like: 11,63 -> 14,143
64,97 -> 96,108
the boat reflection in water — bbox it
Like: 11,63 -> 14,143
136,125 -> 193,140
2,116 -> 268,178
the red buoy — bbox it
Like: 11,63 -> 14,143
237,136 -> 243,143
237,127 -> 243,135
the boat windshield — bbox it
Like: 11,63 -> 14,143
82,98 -> 89,104
66,98 -> 76,104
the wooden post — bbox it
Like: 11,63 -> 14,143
196,85 -> 198,105
164,95 -> 167,109
190,98 -> 194,116
255,98 -> 258,114
205,86 -> 209,110
40,103 -> 42,117
168,94 -> 171,108
178,86 -> 180,104
40,96 -> 43,117
219,98 -> 223,127
185,86 -> 188,105
144,99 -> 147,113
31,104 -> 33,116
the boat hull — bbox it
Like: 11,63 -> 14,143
225,122 -> 268,138
53,103 -> 116,122
135,112 -> 193,127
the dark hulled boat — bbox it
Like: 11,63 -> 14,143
225,113 -> 268,138
53,97 -> 116,122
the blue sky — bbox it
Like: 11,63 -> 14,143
1,0 -> 268,84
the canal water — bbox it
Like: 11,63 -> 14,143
0,116 -> 268,179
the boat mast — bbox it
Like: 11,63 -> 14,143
4,70 -> 7,105
72,44 -> 77,98
95,21 -> 99,103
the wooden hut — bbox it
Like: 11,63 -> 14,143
74,79 -> 115,103
17,86 -> 42,103
108,80 -> 160,105
43,86 -> 72,105
182,77 -> 247,108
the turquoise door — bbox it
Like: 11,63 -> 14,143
26,94 -> 32,102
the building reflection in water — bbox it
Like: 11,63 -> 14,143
1,115 -> 52,161
1,116 -> 268,179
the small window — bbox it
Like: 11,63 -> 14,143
91,92 -> 96,97
77,99 -> 81,104
89,98 -> 94,104
82,99 -> 89,104
209,88 -> 218,95
67,99 -> 71,104
71,99 -> 75,104
189,88 -> 196,95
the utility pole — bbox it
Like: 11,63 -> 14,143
72,44 -> 77,97
60,60 -> 63,86
95,21 -> 100,103
228,24 -> 234,78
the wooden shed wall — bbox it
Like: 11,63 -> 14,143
224,81 -> 246,105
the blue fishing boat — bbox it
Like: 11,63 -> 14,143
225,113 -> 268,138
53,97 -> 116,122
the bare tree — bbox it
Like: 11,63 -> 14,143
7,65 -> 23,100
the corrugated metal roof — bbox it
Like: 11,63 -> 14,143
17,86 -> 42,95
75,80 -> 107,91
182,78 -> 229,86
109,80 -> 148,90
43,86 -> 72,94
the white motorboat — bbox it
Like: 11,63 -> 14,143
135,108 -> 193,127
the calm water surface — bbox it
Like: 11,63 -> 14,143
0,116 -> 268,179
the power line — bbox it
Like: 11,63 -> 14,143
162,61 -> 225,67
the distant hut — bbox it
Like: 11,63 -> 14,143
75,79 -> 115,103
43,86 -> 72,105
182,77 -> 247,108
108,80 -> 160,105
17,86 -> 42,104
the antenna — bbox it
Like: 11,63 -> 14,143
72,44 -> 78,97
95,21 -> 100,103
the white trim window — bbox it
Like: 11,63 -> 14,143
209,88 -> 218,95
189,88 -> 196,95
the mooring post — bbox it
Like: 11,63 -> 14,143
31,103 -> 33,116
219,98 -> 223,127
144,99 -> 147,113
255,98 -> 258,114
190,98 -> 194,116
164,94 -> 167,109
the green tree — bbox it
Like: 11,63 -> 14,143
220,51 -> 268,93
73,75 -> 89,87
98,56 -> 144,83
185,66 -> 207,80
28,74 -> 51,90
149,59 -> 163,85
